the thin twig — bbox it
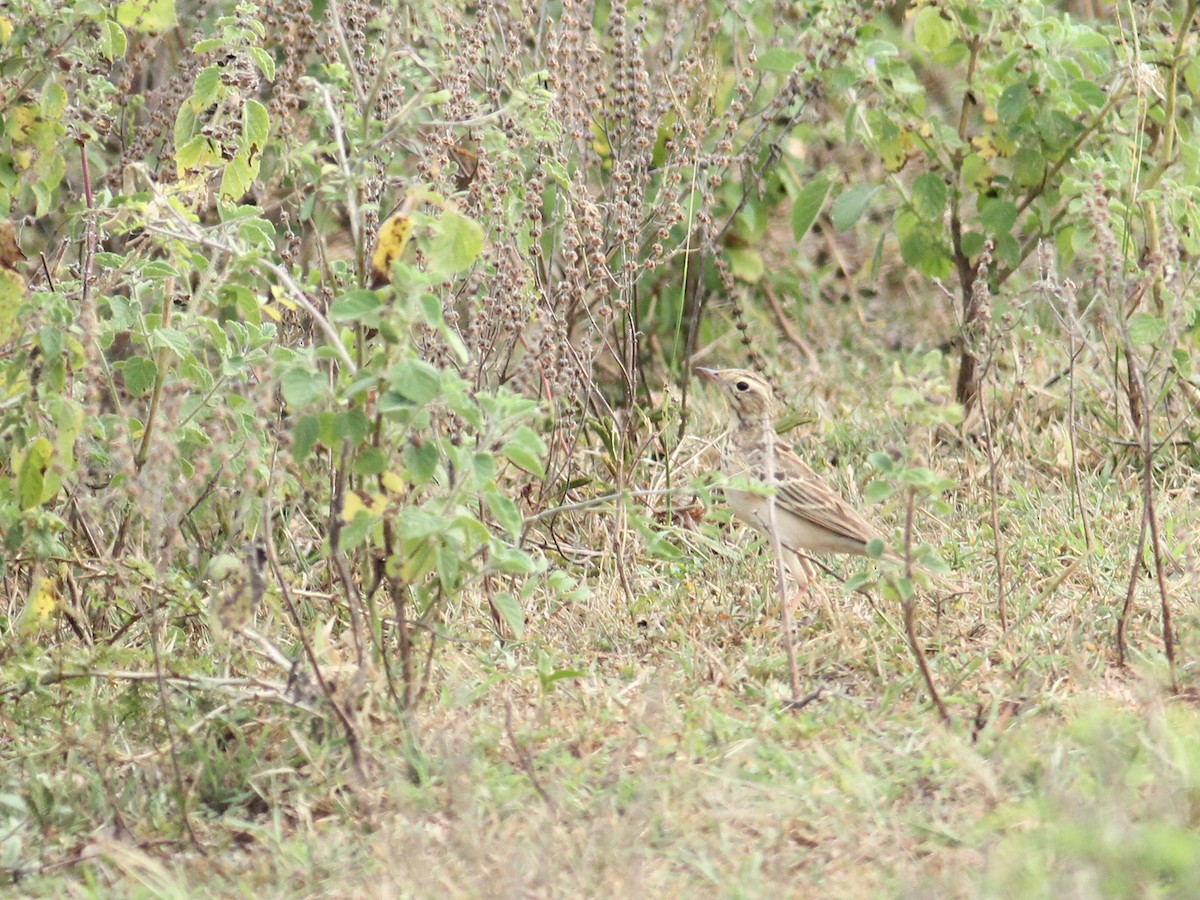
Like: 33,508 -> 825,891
902,488 -> 950,724
262,484 -> 368,785
504,701 -> 557,813
762,281 -> 819,370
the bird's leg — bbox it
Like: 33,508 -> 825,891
786,554 -> 817,628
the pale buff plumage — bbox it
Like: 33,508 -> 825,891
697,367 -> 880,590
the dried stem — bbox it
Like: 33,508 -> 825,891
901,488 -> 950,724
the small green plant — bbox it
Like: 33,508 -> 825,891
848,351 -> 961,722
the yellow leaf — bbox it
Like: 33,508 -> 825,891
21,577 -> 58,631
8,106 -> 36,142
116,0 -> 176,33
17,436 -> 53,510
972,134 -> 999,161
879,129 -> 915,172
270,284 -> 297,312
0,17 -> 13,43
370,211 -> 414,286
368,492 -> 388,515
381,470 -> 405,493
341,490 -> 367,522
32,583 -> 57,620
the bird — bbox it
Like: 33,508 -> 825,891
696,367 -> 883,597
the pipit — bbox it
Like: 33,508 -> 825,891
697,367 -> 881,596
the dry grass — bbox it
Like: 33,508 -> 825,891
11,283 -> 1197,899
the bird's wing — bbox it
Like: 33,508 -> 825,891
769,449 -> 879,546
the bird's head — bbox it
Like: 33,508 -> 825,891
696,367 -> 777,424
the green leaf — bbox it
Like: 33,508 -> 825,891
792,176 -> 832,241
189,66 -> 223,112
451,513 -> 491,546
219,157 -> 255,203
491,592 -> 525,638
280,366 -> 326,407
913,6 -> 955,53
101,20 -> 128,61
435,545 -> 461,588
727,247 -> 763,282
485,489 -> 523,537
355,446 -> 386,476
896,211 -> 952,279
96,253 -> 126,269
472,452 -> 497,485
389,358 -> 442,404
174,134 -> 217,171
891,386 -> 922,405
118,356 -> 157,395
329,289 -> 382,323
1012,146 -> 1045,188
997,83 -> 1030,124
142,261 -> 179,278
995,233 -> 1020,268
979,199 -> 1019,236
491,545 -> 539,574
501,425 -> 546,478
149,327 -> 190,358
397,507 -> 445,540
247,47 -> 276,81
1069,78 -> 1106,110
218,100 -> 270,201
900,467 -> 939,488
539,667 -> 586,691
237,216 -> 276,250
192,37 -> 225,54
332,407 -> 369,444
243,99 -> 269,147
17,437 -> 53,510
864,481 -> 894,503
339,508 -> 373,551
911,172 -> 947,220
291,414 -> 319,462
844,572 -> 873,593
831,183 -> 881,231
757,48 -> 804,74
869,451 -> 896,473
961,153 -> 991,191
404,441 -> 439,485
1128,313 -> 1166,345
39,82 -> 66,119
960,231 -> 985,258
426,209 -> 483,275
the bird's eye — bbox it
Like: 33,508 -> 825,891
736,380 -> 749,392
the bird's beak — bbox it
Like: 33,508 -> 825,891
695,367 -> 718,381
